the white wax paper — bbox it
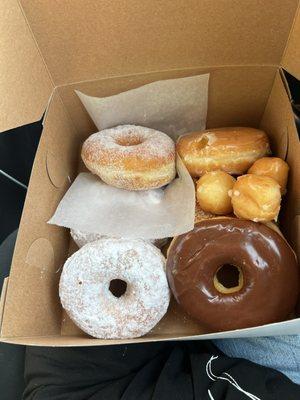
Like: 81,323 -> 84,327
49,74 -> 209,238
76,74 -> 209,141
49,156 -> 195,239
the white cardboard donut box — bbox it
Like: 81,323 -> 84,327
0,0 -> 300,346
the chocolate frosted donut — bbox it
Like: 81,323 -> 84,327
167,218 -> 299,332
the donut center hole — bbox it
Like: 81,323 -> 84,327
197,136 -> 209,150
214,264 -> 243,294
116,136 -> 142,146
109,279 -> 127,298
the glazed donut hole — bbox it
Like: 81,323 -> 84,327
231,174 -> 281,222
248,157 -> 289,195
213,264 -> 244,294
196,170 -> 236,215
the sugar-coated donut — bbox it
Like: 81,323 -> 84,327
248,157 -> 289,194
166,218 -> 299,332
70,229 -> 168,249
176,127 -> 270,177
81,125 -> 176,190
196,171 -> 235,215
230,174 -> 281,222
60,238 -> 170,339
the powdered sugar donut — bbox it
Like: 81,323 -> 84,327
70,229 -> 169,249
81,125 -> 176,190
59,238 -> 170,339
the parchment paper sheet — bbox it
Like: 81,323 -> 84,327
49,74 -> 209,238
76,74 -> 209,141
49,157 -> 195,239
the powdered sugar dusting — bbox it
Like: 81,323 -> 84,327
59,238 -> 170,339
82,125 -> 175,163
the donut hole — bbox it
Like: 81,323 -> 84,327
197,136 -> 209,150
214,264 -> 243,294
109,279 -> 127,298
116,135 -> 143,147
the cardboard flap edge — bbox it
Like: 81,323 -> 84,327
282,3 -> 300,79
0,0 -> 54,132
0,278 -> 9,335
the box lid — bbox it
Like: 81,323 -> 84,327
0,0 -> 53,132
1,0 -> 300,132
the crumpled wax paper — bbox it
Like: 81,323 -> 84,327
49,74 -> 209,238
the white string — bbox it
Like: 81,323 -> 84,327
208,358 -> 260,400
208,389 -> 215,400
205,355 -> 261,400
0,169 -> 27,189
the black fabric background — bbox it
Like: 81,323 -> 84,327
0,118 -> 43,244
23,341 -> 300,399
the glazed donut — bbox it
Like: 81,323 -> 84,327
248,157 -> 289,194
176,127 -> 270,177
166,218 -> 299,332
81,125 -> 176,190
60,238 -> 170,339
230,174 -> 281,222
70,229 -> 168,249
196,171 -> 235,215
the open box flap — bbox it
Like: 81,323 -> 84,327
2,0 -> 299,133
260,71 -> 300,258
0,0 -> 53,132
0,90 -> 79,338
0,278 -> 9,333
19,0 -> 298,86
282,3 -> 300,80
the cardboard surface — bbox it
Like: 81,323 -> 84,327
0,0 -> 53,132
260,72 -> 300,256
20,0 -> 298,85
2,1 -> 299,131
2,317 -> 300,347
282,4 -> 300,79
1,91 -> 79,337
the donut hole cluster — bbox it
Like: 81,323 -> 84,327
109,279 -> 128,298
214,264 -> 243,294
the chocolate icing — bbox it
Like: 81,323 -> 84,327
167,218 -> 299,332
